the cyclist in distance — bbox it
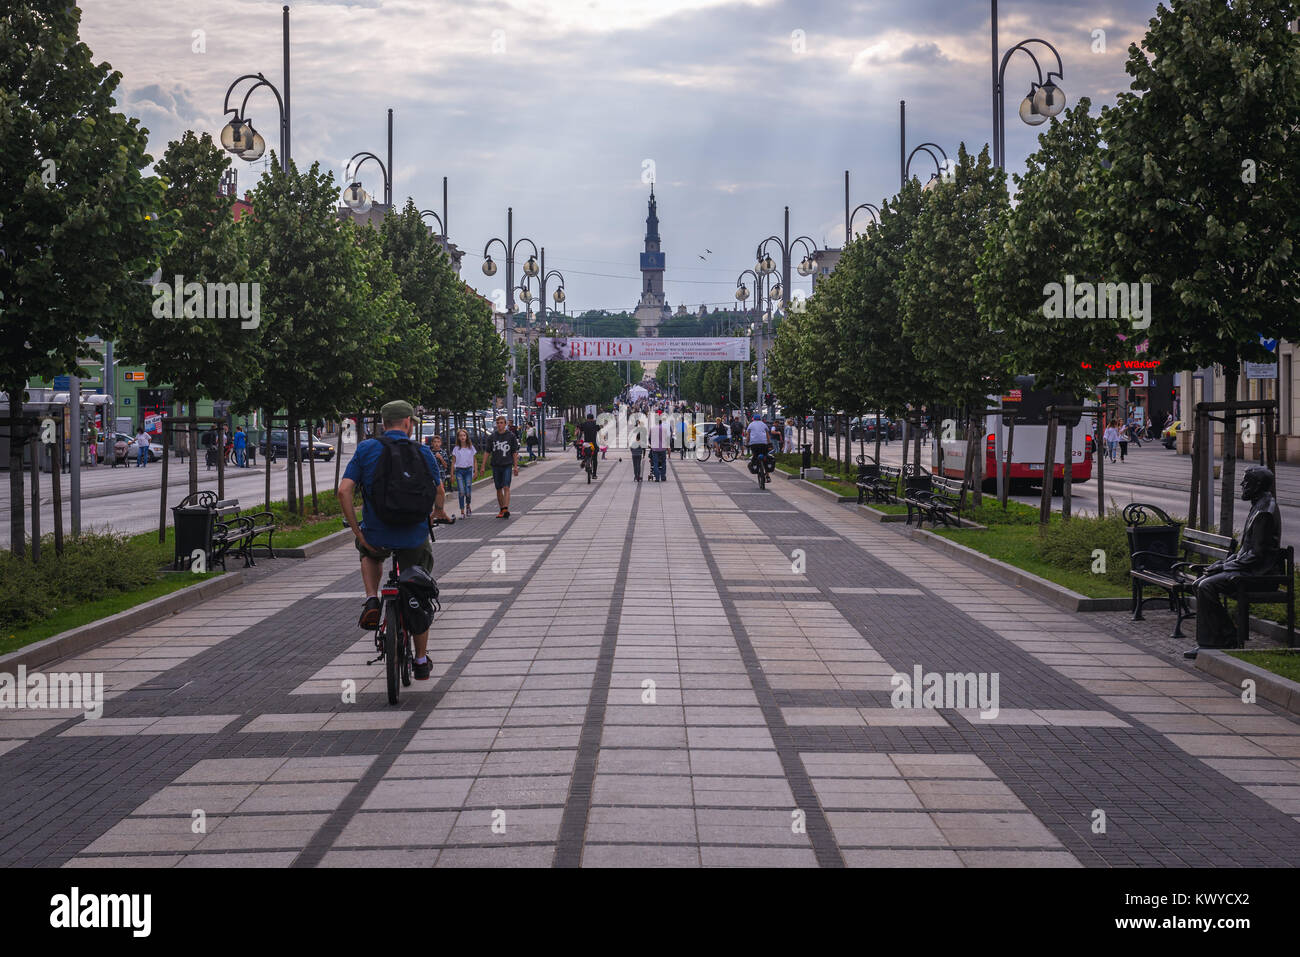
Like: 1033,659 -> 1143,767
746,411 -> 771,474
337,400 -> 441,680
578,412 -> 602,479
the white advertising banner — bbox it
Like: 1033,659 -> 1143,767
539,337 -> 750,362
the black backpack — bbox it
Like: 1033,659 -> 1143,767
367,436 -> 438,526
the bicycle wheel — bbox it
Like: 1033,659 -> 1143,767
383,600 -> 400,705
758,459 -> 766,489
724,444 -> 740,463
586,460 -> 592,483
400,631 -> 413,687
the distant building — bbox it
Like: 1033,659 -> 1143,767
811,247 -> 841,292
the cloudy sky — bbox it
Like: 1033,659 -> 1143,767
80,0 -> 1161,315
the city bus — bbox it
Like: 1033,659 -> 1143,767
936,377 -> 1095,492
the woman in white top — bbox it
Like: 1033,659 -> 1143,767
1103,421 -> 1120,464
451,429 -> 479,517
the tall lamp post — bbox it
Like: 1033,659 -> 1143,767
342,109 -> 394,213
898,100 -> 951,190
219,6 -> 291,173
419,176 -> 449,238
735,268 -> 778,417
520,249 -> 565,458
482,209 -> 539,428
991,0 -> 1067,170
845,171 -> 883,244
755,208 -> 818,409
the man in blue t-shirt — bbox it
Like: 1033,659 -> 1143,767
338,400 -> 443,679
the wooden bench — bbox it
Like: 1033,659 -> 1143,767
905,475 -> 965,529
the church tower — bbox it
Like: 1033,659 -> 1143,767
633,184 -> 669,338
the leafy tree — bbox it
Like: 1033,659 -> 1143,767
354,222 -> 431,413
240,160 -> 386,512
1099,0 -> 1300,532
453,287 -> 508,415
977,99 -> 1131,399
114,131 -> 264,496
899,143 -> 1013,497
378,201 -> 465,408
1,0 -> 169,556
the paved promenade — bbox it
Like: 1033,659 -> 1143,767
2,450 -> 1299,867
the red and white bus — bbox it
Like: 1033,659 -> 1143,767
936,380 -> 1095,492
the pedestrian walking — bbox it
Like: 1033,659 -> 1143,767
1118,421 -> 1130,462
87,430 -> 97,468
1103,420 -> 1120,464
233,426 -> 247,467
648,409 -> 671,481
135,427 -> 150,467
1126,413 -> 1143,449
452,428 -> 478,517
630,413 -> 646,481
526,420 -> 537,461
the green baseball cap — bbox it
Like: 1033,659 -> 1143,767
380,399 -> 415,421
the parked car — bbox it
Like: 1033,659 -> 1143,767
108,432 -> 162,463
849,415 -> 897,441
1161,420 -> 1183,450
258,429 -> 335,461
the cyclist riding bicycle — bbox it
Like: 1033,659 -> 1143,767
578,412 -> 601,479
337,399 -> 442,681
746,412 -> 771,473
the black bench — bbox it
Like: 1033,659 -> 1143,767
1126,503 -> 1236,639
866,465 -> 902,505
175,491 -> 277,571
905,475 -> 965,529
1128,505 -> 1294,645
855,455 -> 880,505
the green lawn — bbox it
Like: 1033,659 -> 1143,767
1228,649 -> 1300,683
931,523 -> 1131,599
1,572 -> 217,656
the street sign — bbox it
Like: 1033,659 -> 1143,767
1246,362 -> 1278,379
52,375 -> 70,389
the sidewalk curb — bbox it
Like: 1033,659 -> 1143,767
1194,650 -> 1300,716
858,503 -> 909,523
795,478 -> 857,504
272,527 -> 351,558
903,526 -> 1131,613
0,571 -> 247,676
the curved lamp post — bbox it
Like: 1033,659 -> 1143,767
905,142 -> 950,191
843,172 -> 884,244
343,109 -> 394,213
519,251 -> 567,457
219,6 -> 291,172
482,209 -> 539,426
992,1 -> 1066,170
220,72 -> 287,171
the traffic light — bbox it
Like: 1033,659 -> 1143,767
719,394 -> 727,409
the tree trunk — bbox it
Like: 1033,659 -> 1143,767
7,388 -> 25,560
188,401 -> 198,498
1219,359 -> 1240,537
1061,417 -> 1073,521
264,410 -> 272,512
286,404 -> 297,515
308,425 -> 320,515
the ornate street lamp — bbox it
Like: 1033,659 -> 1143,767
991,1 -> 1066,169
482,209 -> 539,426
